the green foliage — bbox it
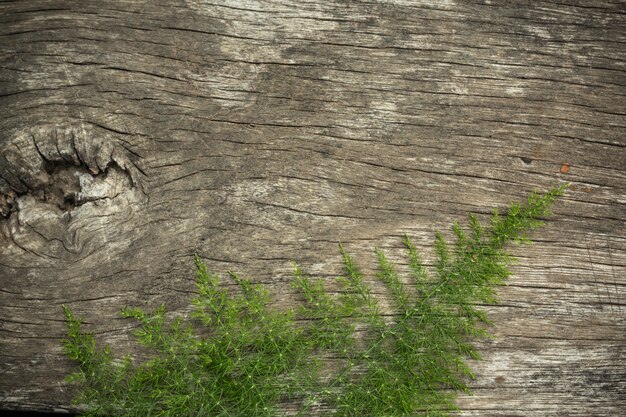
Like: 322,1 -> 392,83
62,185 -> 567,416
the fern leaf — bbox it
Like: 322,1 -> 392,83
62,185 -> 567,416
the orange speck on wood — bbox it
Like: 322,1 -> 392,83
560,163 -> 570,174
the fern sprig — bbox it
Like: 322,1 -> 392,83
62,184 -> 567,416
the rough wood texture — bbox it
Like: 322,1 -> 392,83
0,0 -> 624,415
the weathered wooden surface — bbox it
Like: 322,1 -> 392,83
0,0 -> 624,415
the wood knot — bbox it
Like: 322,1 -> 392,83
0,123 -> 147,256
0,124 -> 144,220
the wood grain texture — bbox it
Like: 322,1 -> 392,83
0,0 -> 624,415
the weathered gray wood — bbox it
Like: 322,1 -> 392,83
0,0 -> 624,415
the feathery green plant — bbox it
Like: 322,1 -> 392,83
62,185 -> 567,416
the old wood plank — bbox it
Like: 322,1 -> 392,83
0,0 -> 624,415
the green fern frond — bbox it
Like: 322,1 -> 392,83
62,184 -> 568,416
